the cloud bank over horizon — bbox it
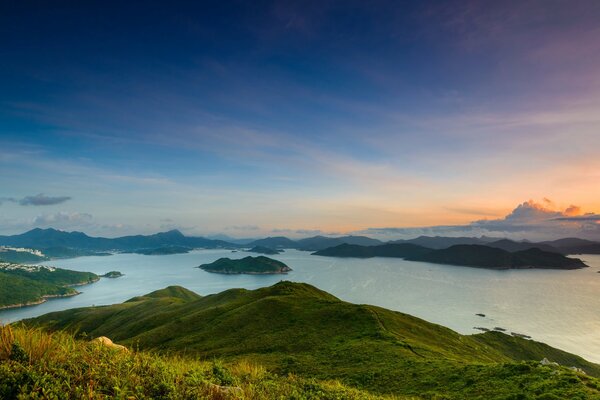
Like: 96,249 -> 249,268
361,200 -> 600,241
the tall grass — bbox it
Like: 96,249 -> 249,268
0,324 -> 393,399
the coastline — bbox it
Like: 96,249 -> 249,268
0,277 -> 99,311
0,291 -> 81,311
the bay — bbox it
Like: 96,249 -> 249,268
2,249 -> 599,363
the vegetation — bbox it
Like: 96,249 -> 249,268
315,243 -> 588,269
0,264 -> 98,308
131,246 -> 192,255
26,281 -> 600,398
198,256 -> 292,274
101,271 -> 123,278
0,324 -> 384,399
247,246 -> 281,255
0,249 -> 47,264
313,243 -> 431,258
410,245 -> 588,269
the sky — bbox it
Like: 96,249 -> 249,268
1,0 -> 600,240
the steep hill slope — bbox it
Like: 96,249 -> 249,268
26,282 -> 600,398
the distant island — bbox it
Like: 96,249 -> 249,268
102,271 -> 124,278
0,262 -> 98,309
131,246 -> 192,255
198,256 -> 292,274
314,244 -> 588,270
246,245 -> 282,255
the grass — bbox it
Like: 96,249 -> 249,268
24,281 -> 600,398
0,324 -> 392,399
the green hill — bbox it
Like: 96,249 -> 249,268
198,256 -> 292,274
26,281 -> 600,398
410,245 -> 588,269
0,263 -> 98,308
316,243 -> 588,270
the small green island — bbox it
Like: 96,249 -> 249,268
101,271 -> 124,278
247,245 -> 282,255
0,262 -> 99,309
198,256 -> 292,274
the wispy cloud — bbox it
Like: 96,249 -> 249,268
19,193 -> 71,206
1,193 -> 71,206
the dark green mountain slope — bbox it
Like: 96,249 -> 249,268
410,245 -> 588,269
27,282 -> 600,398
313,243 -> 431,258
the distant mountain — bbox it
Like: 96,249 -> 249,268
295,235 -> 382,251
409,245 -> 588,270
389,236 -> 488,249
247,235 -> 383,251
314,243 -> 431,258
246,245 -> 281,255
246,236 -> 298,249
541,238 -> 600,255
485,239 -> 561,254
130,246 -> 192,255
0,228 -> 237,253
205,234 -> 257,245
27,281 -> 600,398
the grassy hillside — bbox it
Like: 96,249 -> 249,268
199,256 -> 292,274
0,324 -> 384,399
0,264 -> 98,308
27,281 -> 600,398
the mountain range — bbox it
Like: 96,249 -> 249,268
1,228 -> 600,259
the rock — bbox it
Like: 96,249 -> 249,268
569,366 -> 586,374
92,336 -> 128,352
511,332 -> 531,339
540,358 -> 559,366
208,383 -> 243,398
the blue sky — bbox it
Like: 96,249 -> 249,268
1,1 -> 600,239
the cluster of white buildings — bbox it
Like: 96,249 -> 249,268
0,262 -> 55,273
0,246 -> 45,257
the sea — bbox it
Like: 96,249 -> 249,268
2,249 -> 599,363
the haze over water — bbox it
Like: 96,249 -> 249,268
3,250 -> 600,363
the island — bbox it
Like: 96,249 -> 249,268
246,245 -> 282,255
198,256 -> 292,274
314,243 -> 588,270
0,262 -> 99,309
102,271 -> 124,278
408,245 -> 588,270
131,246 -> 192,255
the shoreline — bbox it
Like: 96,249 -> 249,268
0,291 -> 81,311
0,277 -> 99,311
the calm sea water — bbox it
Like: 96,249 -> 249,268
2,250 -> 599,363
